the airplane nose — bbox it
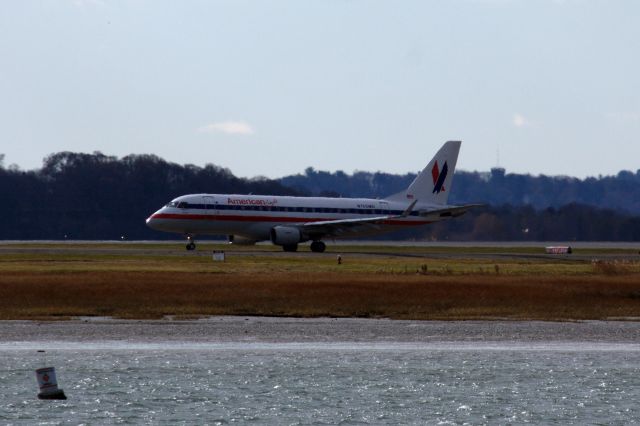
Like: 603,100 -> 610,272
146,215 -> 159,230
146,210 -> 173,231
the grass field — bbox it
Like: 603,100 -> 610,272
1,242 -> 639,320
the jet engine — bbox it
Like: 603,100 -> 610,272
227,235 -> 257,245
270,226 -> 304,246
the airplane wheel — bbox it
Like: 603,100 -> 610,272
186,242 -> 196,251
310,241 -> 326,253
282,244 -> 298,252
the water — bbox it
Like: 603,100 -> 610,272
2,342 -> 639,424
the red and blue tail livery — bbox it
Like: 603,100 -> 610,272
431,161 -> 448,194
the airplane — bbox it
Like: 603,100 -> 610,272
146,141 -> 479,252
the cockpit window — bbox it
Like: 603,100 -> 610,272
177,202 -> 189,208
165,201 -> 179,208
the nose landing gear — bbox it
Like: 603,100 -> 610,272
186,235 -> 196,251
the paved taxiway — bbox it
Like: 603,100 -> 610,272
1,240 -> 638,262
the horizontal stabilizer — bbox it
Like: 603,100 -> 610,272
401,200 -> 418,217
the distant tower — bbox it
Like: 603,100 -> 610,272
491,145 -> 505,180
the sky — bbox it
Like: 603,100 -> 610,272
1,0 -> 639,179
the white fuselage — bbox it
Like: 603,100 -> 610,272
146,193 -> 436,241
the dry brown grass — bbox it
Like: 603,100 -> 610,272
2,243 -> 639,320
591,260 -> 634,275
2,270 -> 640,320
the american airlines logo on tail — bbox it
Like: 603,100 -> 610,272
431,160 -> 448,194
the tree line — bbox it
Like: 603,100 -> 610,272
281,166 -> 640,214
1,151 -> 639,241
0,152 -> 299,240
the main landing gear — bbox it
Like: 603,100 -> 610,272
310,241 -> 326,253
280,241 -> 325,252
185,235 -> 196,251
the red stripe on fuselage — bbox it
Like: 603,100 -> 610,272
150,213 -> 432,226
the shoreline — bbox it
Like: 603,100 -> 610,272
2,317 -> 640,344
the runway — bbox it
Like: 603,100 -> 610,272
1,240 -> 638,262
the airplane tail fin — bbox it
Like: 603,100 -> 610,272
385,141 -> 461,205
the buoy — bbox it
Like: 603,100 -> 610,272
35,367 -> 67,400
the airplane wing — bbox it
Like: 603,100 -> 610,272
298,200 -> 418,239
417,204 -> 484,219
299,215 -> 398,238
298,202 -> 481,239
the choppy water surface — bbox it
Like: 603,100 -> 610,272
2,342 -> 639,424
